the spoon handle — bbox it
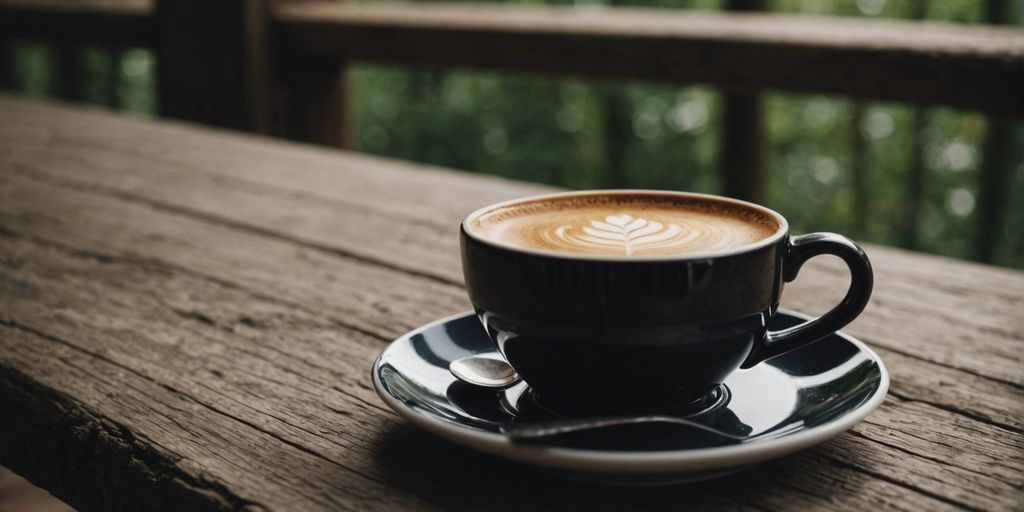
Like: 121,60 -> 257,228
500,416 -> 747,441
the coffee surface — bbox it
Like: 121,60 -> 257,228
468,194 -> 779,257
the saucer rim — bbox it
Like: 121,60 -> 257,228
372,309 -> 890,474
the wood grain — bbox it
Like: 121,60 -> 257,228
275,2 -> 1024,116
1,96 -> 1022,511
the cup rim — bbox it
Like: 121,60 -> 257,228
461,189 -> 789,262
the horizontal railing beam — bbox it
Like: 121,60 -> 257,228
0,0 -> 155,47
274,2 -> 1024,117
1,1 -> 1021,116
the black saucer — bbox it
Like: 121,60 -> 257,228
372,310 -> 888,484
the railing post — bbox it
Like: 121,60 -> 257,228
901,109 -> 927,249
57,45 -> 82,101
278,57 -> 352,148
107,49 -> 123,108
900,0 -> 929,250
850,102 -> 869,237
596,0 -> 630,188
598,87 -> 631,188
155,0 -> 272,134
977,118 -> 1015,263
0,40 -> 12,91
721,0 -> 766,203
975,0 -> 1014,263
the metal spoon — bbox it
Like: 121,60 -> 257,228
449,355 -> 744,442
499,416 -> 747,441
449,354 -> 520,388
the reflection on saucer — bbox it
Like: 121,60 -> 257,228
725,366 -> 798,435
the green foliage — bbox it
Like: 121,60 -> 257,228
5,0 -> 1022,267
10,42 -> 55,98
352,0 -> 1024,268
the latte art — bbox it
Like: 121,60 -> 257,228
549,214 -> 696,256
467,193 -> 781,257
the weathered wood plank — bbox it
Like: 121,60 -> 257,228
0,323 -> 448,512
1,325 -> 957,512
0,0 -> 155,48
1,97 -> 1022,510
879,349 -> 1023,433
852,397 -> 1023,509
274,2 -> 1024,116
1,97 -> 1020,388
0,229 -> 1004,511
0,170 -> 469,340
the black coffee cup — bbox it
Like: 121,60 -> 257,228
460,190 -> 872,415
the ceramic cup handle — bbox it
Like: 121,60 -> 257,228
741,233 -> 873,369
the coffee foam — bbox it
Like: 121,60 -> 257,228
467,194 -> 780,257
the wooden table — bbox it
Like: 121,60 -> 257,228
0,95 -> 1021,511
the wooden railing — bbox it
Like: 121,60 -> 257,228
1,0 -> 1022,261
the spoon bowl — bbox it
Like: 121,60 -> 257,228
449,355 -> 520,388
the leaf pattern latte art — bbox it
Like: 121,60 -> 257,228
553,214 -> 699,256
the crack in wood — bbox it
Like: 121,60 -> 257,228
0,318 -> 395,504
822,455 -> 987,512
771,477 -> 837,505
858,338 -> 1023,391
848,429 -> 1018,490
190,380 -> 394,487
0,363 -> 268,512
173,308 -> 218,327
1,331 -> 503,512
330,385 -> 394,416
886,389 -> 1023,435
57,354 -> 204,453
